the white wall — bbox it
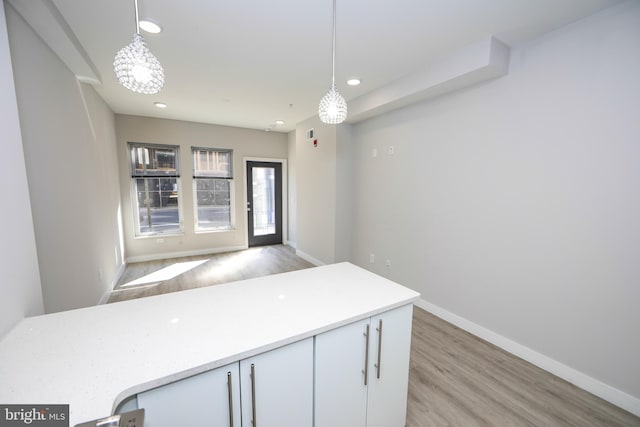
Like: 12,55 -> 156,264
350,0 -> 640,407
295,117 -> 334,265
287,131 -> 297,247
0,2 -> 43,337
6,4 -> 123,313
334,125 -> 353,262
115,115 -> 288,261
295,116 -> 354,265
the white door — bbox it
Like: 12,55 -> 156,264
240,338 -> 313,427
315,318 -> 369,427
366,304 -> 414,427
138,362 -> 241,427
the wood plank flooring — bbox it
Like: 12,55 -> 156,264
107,246 -> 640,426
107,244 -> 314,303
407,307 -> 640,427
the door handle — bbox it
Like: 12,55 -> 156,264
375,319 -> 383,379
227,371 -> 234,427
250,364 -> 257,426
362,324 -> 370,386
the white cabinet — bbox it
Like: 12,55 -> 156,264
315,304 -> 414,427
240,338 -> 313,427
315,318 -> 369,427
132,303 -> 412,427
136,338 -> 313,427
367,305 -> 414,427
138,361 -> 240,427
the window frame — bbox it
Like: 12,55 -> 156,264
129,142 -> 184,237
191,147 -> 235,233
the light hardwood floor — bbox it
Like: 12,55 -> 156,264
407,307 -> 640,427
107,244 -> 314,303
108,246 -> 640,426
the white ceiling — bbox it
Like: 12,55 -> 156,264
45,0 -> 621,133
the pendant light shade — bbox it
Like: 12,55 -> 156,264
114,0 -> 164,94
319,84 -> 347,124
318,0 -> 347,124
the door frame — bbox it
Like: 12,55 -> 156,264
243,157 -> 288,248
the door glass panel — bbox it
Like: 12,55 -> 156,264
252,167 -> 276,236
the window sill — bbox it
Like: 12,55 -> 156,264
194,228 -> 236,235
134,232 -> 185,240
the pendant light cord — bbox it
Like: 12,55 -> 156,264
134,0 -> 140,34
331,0 -> 336,86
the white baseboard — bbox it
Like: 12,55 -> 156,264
97,292 -> 111,306
415,298 -> 640,418
126,245 -> 248,264
97,262 -> 127,305
295,249 -> 325,266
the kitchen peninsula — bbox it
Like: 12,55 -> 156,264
0,262 -> 419,426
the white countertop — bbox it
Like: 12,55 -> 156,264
0,262 -> 419,425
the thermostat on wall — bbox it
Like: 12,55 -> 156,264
306,128 -> 314,141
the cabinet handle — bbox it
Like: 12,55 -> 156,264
375,319 -> 383,379
362,324 -> 370,386
250,363 -> 257,427
227,371 -> 234,427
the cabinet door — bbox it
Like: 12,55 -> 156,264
138,362 -> 241,427
240,338 -> 313,427
315,318 -> 369,427
367,304 -> 414,427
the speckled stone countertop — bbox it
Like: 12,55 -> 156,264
0,262 -> 419,425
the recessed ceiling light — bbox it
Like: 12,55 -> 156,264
154,102 -> 167,108
347,78 -> 361,86
275,120 -> 285,125
139,20 -> 162,34
264,128 -> 271,132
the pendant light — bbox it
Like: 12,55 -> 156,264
318,0 -> 347,124
113,0 -> 165,94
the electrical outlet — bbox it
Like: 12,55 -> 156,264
387,145 -> 395,155
372,148 -> 378,158
385,259 -> 392,269
369,253 -> 375,263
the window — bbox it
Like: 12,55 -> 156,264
192,147 -> 233,231
129,143 -> 182,235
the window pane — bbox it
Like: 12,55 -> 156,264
132,145 -> 179,176
252,167 -> 276,236
193,149 -> 232,178
195,178 -> 231,230
135,177 -> 181,234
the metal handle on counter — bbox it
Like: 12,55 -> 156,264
375,319 -> 383,379
362,324 -> 370,386
227,371 -> 234,427
250,363 -> 257,427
